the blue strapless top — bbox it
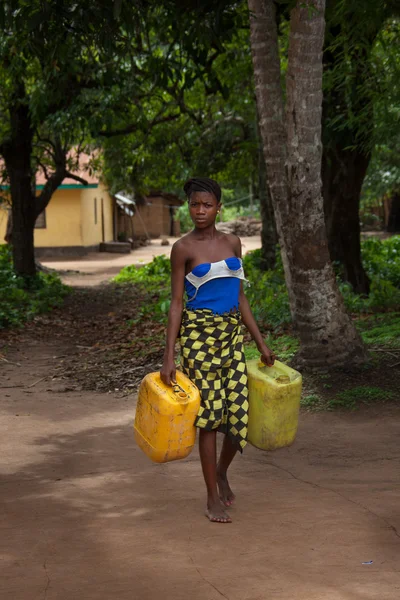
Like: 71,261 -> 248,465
185,256 -> 244,314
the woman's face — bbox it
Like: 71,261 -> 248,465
188,191 -> 221,228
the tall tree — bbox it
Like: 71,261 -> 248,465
248,0 -> 366,368
0,0 -> 252,279
0,0 -> 143,278
360,18 -> 400,233
321,1 -> 400,293
257,120 -> 277,270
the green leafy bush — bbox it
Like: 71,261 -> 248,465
361,235 -> 400,288
114,255 -> 171,322
114,236 -> 400,329
0,245 -> 69,328
176,203 -> 193,234
114,254 -> 171,284
244,237 -> 400,324
243,248 -> 291,330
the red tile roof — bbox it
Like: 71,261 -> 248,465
36,152 -> 100,186
0,152 -> 100,187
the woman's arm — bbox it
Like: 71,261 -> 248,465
160,242 -> 186,385
239,287 -> 275,366
235,237 -> 275,367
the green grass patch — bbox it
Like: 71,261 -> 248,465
327,386 -> 395,410
356,312 -> 400,347
301,394 -> 323,409
0,245 -> 69,329
244,334 -> 299,363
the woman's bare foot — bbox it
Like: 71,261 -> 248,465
217,469 -> 235,507
205,500 -> 232,523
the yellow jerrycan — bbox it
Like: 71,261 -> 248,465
247,359 -> 302,450
134,370 -> 201,463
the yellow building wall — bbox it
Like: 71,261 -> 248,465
81,184 -> 114,246
0,184 -> 114,250
102,187 -> 114,242
34,189 -> 82,247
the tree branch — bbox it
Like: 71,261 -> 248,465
99,112 -> 181,138
37,161 -> 50,181
65,171 -> 88,186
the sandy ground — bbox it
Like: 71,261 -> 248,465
41,236 -> 262,286
1,337 -> 400,600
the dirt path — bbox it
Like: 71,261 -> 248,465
1,284 -> 400,599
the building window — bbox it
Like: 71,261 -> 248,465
35,210 -> 46,229
94,197 -> 97,224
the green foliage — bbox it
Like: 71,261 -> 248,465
114,255 -> 171,284
328,386 -> 394,410
338,236 -> 400,312
339,279 -> 400,313
242,249 -> 291,330
176,203 -> 193,234
101,20 -> 258,198
243,236 -> 400,331
300,394 -> 322,409
244,335 -> 299,363
113,255 -> 171,322
221,202 -> 261,222
356,312 -> 400,347
362,19 -> 400,204
113,236 -> 400,334
0,245 -> 69,328
301,382 -> 396,412
361,236 -> 400,287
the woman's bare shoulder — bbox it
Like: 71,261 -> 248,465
219,232 -> 242,255
171,232 -> 195,258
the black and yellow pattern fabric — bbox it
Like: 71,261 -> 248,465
180,308 -> 249,451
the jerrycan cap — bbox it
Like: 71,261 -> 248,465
172,382 -> 189,401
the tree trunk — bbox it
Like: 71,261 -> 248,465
258,137 -> 277,270
322,146 -> 371,294
247,0 -> 294,311
249,0 -> 367,368
2,99 -> 36,279
321,6 -> 380,295
387,192 -> 400,233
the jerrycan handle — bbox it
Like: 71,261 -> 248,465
258,360 -> 272,370
172,383 -> 189,402
257,360 -> 290,384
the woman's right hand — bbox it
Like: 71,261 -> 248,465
160,356 -> 176,386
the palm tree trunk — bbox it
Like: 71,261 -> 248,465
249,0 -> 366,368
247,0 -> 295,307
257,125 -> 277,270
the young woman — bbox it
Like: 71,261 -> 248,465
160,177 -> 275,523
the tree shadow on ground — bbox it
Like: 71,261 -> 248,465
1,414 -> 397,600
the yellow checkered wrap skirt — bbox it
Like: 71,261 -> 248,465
180,308 -> 249,451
